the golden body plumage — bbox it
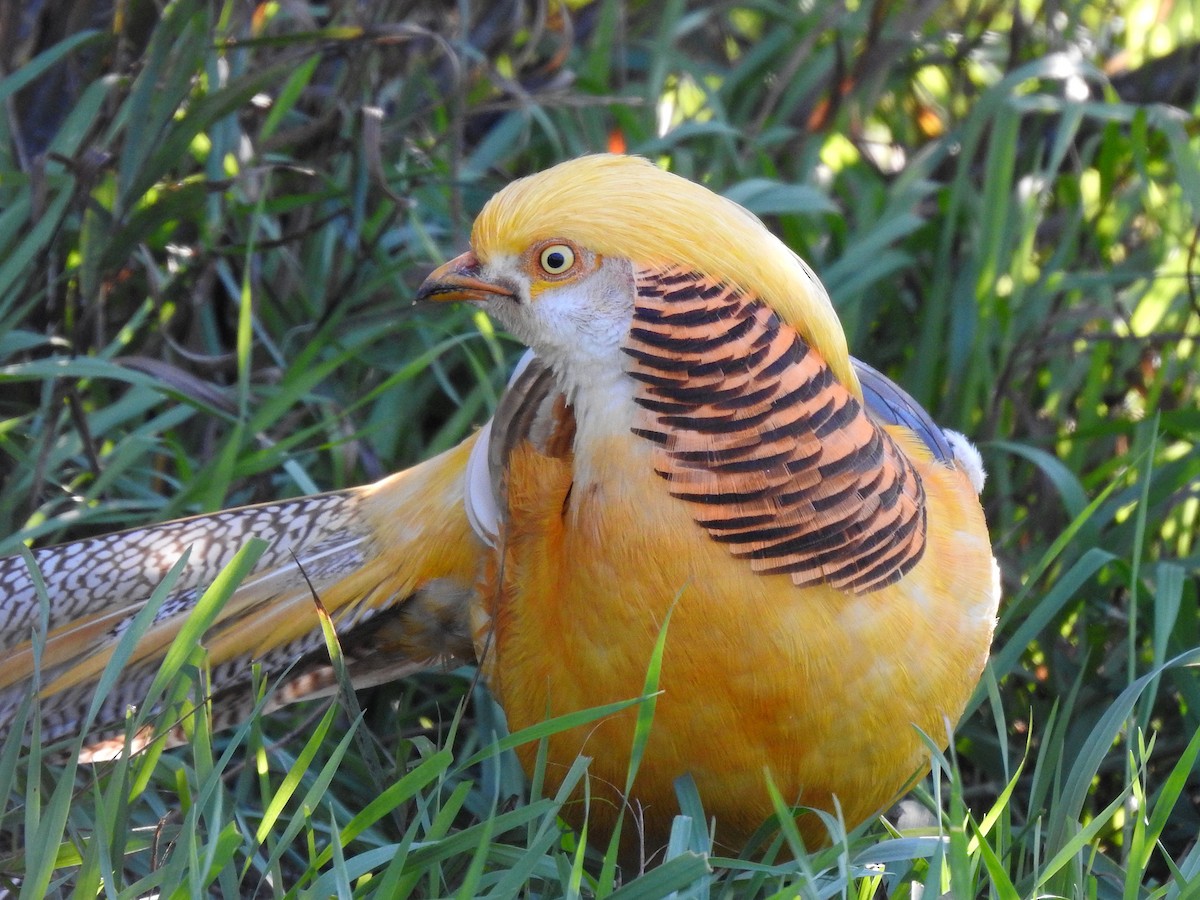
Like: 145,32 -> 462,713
0,155 -> 998,860
485,426 -> 993,851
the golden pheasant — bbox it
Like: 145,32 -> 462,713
0,155 -> 998,858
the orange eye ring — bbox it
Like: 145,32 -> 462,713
538,244 -> 575,275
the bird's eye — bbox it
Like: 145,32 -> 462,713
539,244 -> 575,275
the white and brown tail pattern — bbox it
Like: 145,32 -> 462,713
0,491 -> 462,751
624,264 -> 931,593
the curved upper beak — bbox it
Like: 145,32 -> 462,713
416,251 -> 514,305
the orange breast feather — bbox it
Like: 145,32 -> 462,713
483,428 -> 994,854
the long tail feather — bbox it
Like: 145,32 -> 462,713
0,434 -> 483,745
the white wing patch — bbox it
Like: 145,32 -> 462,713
944,430 -> 987,494
465,418 -> 499,546
463,350 -> 542,547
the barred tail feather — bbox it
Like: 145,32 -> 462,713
0,435 -> 483,747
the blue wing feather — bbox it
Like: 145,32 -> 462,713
852,358 -> 955,464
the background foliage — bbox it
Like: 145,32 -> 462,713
0,0 -> 1197,896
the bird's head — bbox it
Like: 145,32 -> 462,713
418,154 -> 859,396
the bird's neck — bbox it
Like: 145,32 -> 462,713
551,352 -> 643,488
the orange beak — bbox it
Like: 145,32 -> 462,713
416,251 -> 515,305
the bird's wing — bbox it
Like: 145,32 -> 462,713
852,356 -> 988,494
0,436 -> 484,746
851,357 -> 955,463
463,349 -> 574,548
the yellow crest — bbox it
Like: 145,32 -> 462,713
471,154 -> 858,395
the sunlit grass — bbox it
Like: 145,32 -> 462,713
0,0 -> 1197,895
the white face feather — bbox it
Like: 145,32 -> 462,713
477,254 -> 636,398
468,251 -> 644,478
